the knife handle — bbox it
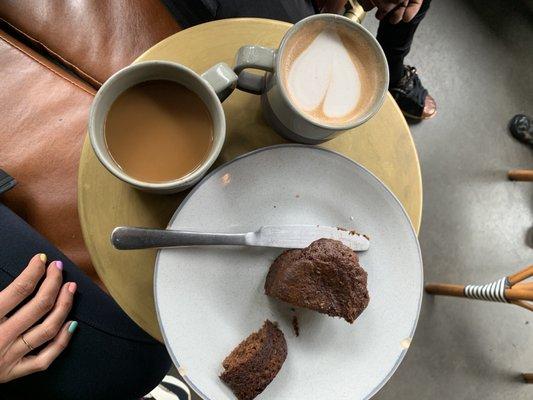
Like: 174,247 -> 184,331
111,227 -> 247,250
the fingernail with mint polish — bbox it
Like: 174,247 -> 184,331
68,321 -> 78,334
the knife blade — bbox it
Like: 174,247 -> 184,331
248,225 -> 369,251
111,225 -> 370,251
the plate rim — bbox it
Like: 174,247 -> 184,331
154,143 -> 424,400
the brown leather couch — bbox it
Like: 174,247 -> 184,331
0,1 -> 181,287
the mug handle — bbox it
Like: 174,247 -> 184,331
201,62 -> 238,102
344,1 -> 366,24
234,45 -> 276,95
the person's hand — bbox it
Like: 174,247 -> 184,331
0,254 -> 77,383
360,0 -> 423,24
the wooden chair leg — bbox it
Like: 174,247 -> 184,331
507,266 -> 533,303
523,373 -> 533,383
425,283 -> 466,297
426,265 -> 533,307
508,265 -> 533,286
508,169 -> 533,181
512,300 -> 533,312
505,288 -> 533,301
514,282 -> 533,291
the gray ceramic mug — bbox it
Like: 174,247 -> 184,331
234,13 -> 389,144
89,61 -> 237,193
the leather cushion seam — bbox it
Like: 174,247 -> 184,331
0,34 -> 95,96
0,18 -> 101,89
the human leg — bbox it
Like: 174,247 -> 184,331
376,0 -> 436,119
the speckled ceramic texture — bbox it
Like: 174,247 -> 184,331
155,145 -> 423,400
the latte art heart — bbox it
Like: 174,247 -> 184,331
286,29 -> 361,120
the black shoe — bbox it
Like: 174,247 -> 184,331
509,114 -> 533,146
390,65 -> 437,120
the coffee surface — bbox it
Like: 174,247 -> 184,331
105,80 -> 213,183
281,20 -> 381,125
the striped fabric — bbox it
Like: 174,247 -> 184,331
464,277 -> 509,303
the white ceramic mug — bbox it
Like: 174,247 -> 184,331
234,13 -> 389,144
89,61 -> 237,193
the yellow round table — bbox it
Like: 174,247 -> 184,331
78,18 -> 422,341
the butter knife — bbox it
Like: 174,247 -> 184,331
111,225 -> 370,251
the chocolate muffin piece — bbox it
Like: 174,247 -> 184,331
265,238 -> 369,323
220,320 -> 287,400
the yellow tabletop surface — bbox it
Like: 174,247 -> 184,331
78,18 -> 422,341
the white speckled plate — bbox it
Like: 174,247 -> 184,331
155,145 -> 423,400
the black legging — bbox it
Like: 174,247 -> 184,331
377,0 -> 433,87
0,203 -> 171,400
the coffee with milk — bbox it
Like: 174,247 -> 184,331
281,19 -> 383,126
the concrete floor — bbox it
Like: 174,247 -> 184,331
184,1 -> 533,399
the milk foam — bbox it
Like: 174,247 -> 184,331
286,29 -> 361,120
